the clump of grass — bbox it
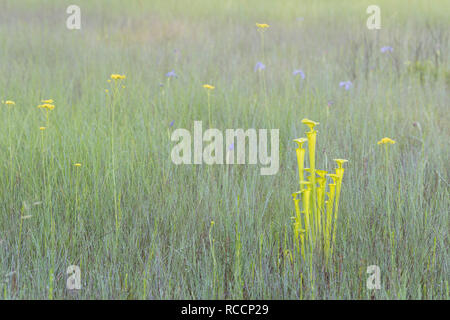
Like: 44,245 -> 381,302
256,23 -> 269,111
209,220 -> 217,297
3,100 -> 16,210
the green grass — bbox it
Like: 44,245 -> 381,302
0,0 -> 448,299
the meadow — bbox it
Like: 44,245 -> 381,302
0,0 -> 448,299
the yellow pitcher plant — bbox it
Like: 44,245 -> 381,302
292,119 -> 347,266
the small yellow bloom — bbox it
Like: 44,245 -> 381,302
211,220 -> 215,226
203,84 -> 215,90
377,137 -> 396,145
41,99 -> 54,104
39,127 -> 46,130
256,23 -> 270,29
74,163 -> 82,167
105,89 -> 109,93
4,100 -> 15,105
38,103 -> 55,110
110,74 -> 126,80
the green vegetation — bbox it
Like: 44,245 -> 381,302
0,0 -> 448,299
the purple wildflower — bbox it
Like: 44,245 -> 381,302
254,62 -> 266,72
169,120 -> 174,127
339,81 -> 352,90
166,70 -> 177,78
293,69 -> 305,79
380,46 -> 393,53
228,143 -> 234,151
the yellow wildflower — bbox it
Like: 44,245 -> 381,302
74,163 -> 82,167
38,103 -> 55,110
256,23 -> 270,29
110,74 -> 126,80
4,100 -> 15,105
203,84 -> 215,90
39,127 -> 46,131
377,137 -> 396,145
41,99 -> 54,104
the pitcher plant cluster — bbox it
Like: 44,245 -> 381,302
292,119 -> 348,266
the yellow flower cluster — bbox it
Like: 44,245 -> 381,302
292,119 -> 348,265
37,99 -> 55,128
256,23 -> 270,29
377,137 -> 395,145
110,74 -> 126,80
37,103 -> 55,110
203,84 -> 215,90
3,100 -> 16,106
